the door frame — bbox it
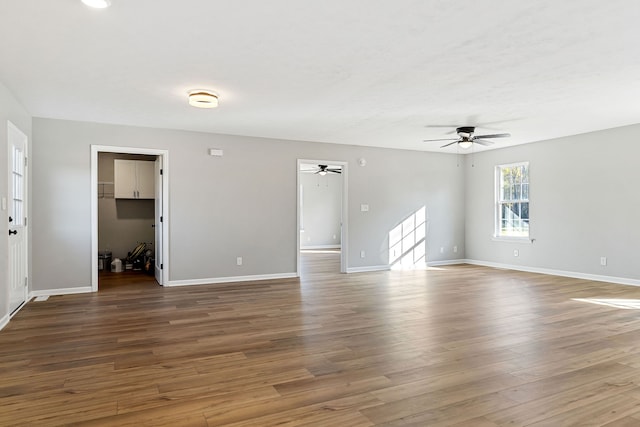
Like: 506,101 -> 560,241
90,145 -> 169,291
7,120 -> 29,317
296,159 -> 348,275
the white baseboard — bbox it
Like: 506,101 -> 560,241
0,314 -> 9,332
427,259 -> 466,267
464,259 -> 640,287
346,260 -> 465,273
165,272 -> 298,287
29,286 -> 94,298
346,265 -> 390,273
301,245 -> 341,250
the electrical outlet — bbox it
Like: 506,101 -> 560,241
600,257 -> 607,266
360,250 -> 365,258
236,257 -> 243,266
453,246 -> 458,253
440,247 -> 444,254
333,234 -> 336,240
513,249 -> 519,257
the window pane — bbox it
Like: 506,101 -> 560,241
505,170 -> 513,186
522,183 -> 529,200
521,202 -> 529,220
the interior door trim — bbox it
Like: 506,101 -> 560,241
90,145 -> 169,291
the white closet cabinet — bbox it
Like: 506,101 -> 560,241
114,160 -> 155,199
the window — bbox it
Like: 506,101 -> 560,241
496,162 -> 529,239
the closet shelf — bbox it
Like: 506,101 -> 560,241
98,181 -> 114,199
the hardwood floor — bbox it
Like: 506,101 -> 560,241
3,255 -> 640,426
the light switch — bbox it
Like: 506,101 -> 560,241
360,204 -> 369,212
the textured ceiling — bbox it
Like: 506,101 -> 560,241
1,1 -> 640,152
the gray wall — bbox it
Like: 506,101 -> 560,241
465,124 -> 640,280
22,112 -> 640,294
300,172 -> 342,248
31,117 -> 465,290
0,82 -> 32,320
98,153 -> 156,260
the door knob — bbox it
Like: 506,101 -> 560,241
8,216 -> 13,223
9,229 -> 17,235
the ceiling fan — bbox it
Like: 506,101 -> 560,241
302,164 -> 342,175
423,126 -> 511,149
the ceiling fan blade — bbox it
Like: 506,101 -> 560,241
424,125 -> 459,135
440,141 -> 458,148
424,138 -> 459,142
473,139 -> 494,146
473,133 -> 510,139
328,170 -> 342,174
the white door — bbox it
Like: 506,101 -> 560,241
8,122 -> 28,315
154,157 -> 163,285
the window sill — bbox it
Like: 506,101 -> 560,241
492,236 -> 534,244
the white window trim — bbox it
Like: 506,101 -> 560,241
492,235 -> 534,243
494,161 -> 530,242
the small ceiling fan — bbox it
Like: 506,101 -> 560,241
302,164 -> 342,175
423,126 -> 510,149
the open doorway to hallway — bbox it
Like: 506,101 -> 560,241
297,160 -> 348,277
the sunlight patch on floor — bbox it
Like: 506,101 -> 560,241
572,298 -> 640,310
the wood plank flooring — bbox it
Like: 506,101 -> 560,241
3,254 -> 640,425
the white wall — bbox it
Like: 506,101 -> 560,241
465,124 -> 640,281
31,118 -> 465,291
300,172 -> 342,248
0,82 -> 32,324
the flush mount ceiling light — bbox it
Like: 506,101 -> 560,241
81,0 -> 111,8
188,90 -> 219,109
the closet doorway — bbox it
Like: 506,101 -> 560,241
297,159 -> 348,276
90,146 -> 169,290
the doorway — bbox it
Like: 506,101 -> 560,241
7,121 -> 28,316
297,159 -> 348,276
90,146 -> 169,291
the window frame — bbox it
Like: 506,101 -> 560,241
494,161 -> 530,242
